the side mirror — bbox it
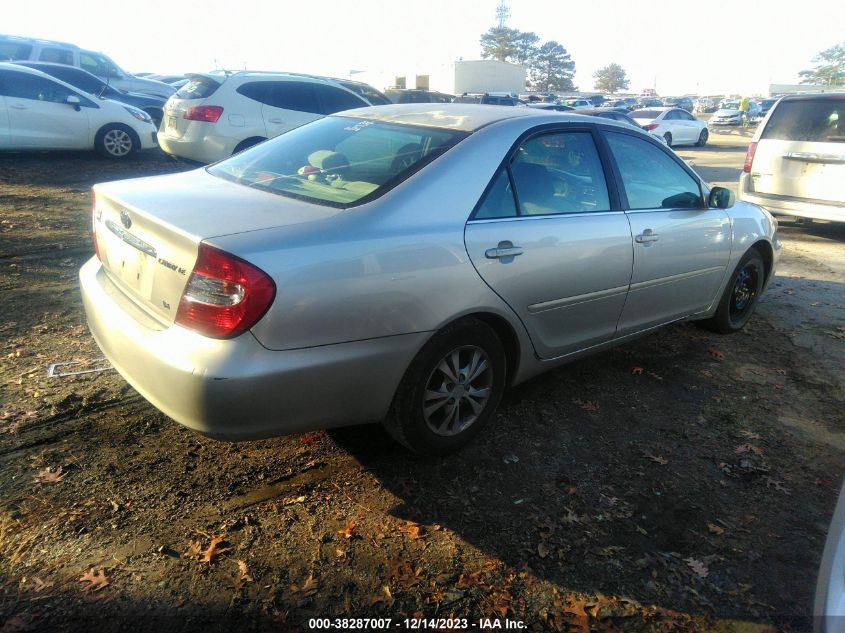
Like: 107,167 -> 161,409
66,95 -> 81,111
708,186 -> 735,209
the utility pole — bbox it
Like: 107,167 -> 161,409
496,0 -> 510,28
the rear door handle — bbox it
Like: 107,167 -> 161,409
268,118 -> 284,124
635,229 -> 659,244
10,103 -> 27,110
485,241 -> 524,259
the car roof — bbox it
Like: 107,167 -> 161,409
0,33 -> 79,49
0,61 -> 56,77
778,92 -> 845,101
332,103 -> 624,133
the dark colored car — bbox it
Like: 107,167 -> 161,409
13,61 -> 166,126
662,96 -> 694,112
526,103 -> 575,111
384,89 -> 453,104
759,98 -> 779,117
589,95 -> 605,106
453,93 -> 521,106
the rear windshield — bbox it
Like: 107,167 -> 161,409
338,81 -> 390,106
175,77 -> 220,100
761,98 -> 845,143
209,116 -> 468,207
631,109 -> 661,118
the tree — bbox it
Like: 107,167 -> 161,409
530,41 -> 576,92
593,63 -> 630,94
480,27 -> 519,62
799,42 -> 845,86
511,31 -> 540,67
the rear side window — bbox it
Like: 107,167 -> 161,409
236,81 -> 271,104
762,98 -> 845,143
0,42 -> 33,60
175,77 -> 220,100
38,47 -> 73,65
265,81 -> 319,112
315,85 -> 366,114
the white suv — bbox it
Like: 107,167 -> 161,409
158,71 -> 390,163
0,34 -> 175,99
739,93 -> 844,223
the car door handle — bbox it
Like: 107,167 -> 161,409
268,118 -> 284,124
635,230 -> 659,244
485,242 -> 524,259
9,104 -> 27,110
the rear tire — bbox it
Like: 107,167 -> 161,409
95,124 -> 139,159
663,132 -> 673,147
697,249 -> 765,333
233,137 -> 266,155
383,318 -> 506,455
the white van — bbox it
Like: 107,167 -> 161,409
0,34 -> 175,99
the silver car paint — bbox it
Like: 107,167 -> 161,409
80,106 -> 780,439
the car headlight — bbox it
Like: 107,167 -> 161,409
124,106 -> 152,123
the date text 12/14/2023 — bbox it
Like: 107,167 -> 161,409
308,617 -> 527,630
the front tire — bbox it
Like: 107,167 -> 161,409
698,249 -> 765,333
383,318 -> 506,455
696,128 -> 709,147
95,124 -> 139,159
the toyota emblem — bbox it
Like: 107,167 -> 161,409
120,210 -> 132,229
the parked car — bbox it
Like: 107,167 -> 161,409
158,70 -> 390,164
384,89 -> 453,104
147,74 -> 188,85
13,61 -> 167,127
526,103 -> 574,111
0,33 -> 175,99
453,93 -> 522,106
694,97 -> 718,113
816,476 -> 845,630
559,98 -> 593,110
576,108 -> 668,145
80,103 -> 778,455
661,96 -> 694,112
738,92 -> 845,223
629,107 -> 709,147
636,97 -> 663,109
710,100 -> 762,127
0,62 -> 158,158
758,98 -> 779,117
588,95 -> 605,106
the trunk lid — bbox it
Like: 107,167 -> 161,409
93,168 -> 344,325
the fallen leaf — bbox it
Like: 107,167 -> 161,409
644,453 -> 668,466
708,348 -> 725,360
707,523 -> 725,535
291,574 -> 319,597
184,540 -> 202,559
735,443 -> 763,456
398,521 -> 425,540
338,520 -> 357,540
765,477 -> 790,494
573,399 -> 600,412
740,430 -> 762,440
684,557 -> 709,578
200,534 -> 230,564
301,431 -> 325,446
33,467 -> 64,484
631,366 -> 645,375
79,568 -> 110,592
237,560 -> 253,583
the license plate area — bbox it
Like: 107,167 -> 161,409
103,220 -> 157,300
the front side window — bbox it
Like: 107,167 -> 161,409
509,132 -> 611,215
80,52 -> 122,78
605,131 -> 703,210
0,70 -> 76,104
209,116 -> 467,207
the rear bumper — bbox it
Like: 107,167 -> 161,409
79,257 -> 427,440
738,174 -> 845,222
157,128 -> 238,164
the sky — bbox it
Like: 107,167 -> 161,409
4,0 -> 843,96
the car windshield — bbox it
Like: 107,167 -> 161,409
209,116 -> 468,207
722,101 -> 740,109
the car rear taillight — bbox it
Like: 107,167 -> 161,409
175,244 -> 275,339
743,141 -> 758,173
644,123 -> 659,131
183,105 -> 223,123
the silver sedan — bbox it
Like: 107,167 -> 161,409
79,104 -> 780,454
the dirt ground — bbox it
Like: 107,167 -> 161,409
1,142 -> 844,633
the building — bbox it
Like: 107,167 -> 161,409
358,60 -> 526,96
768,83 -> 841,96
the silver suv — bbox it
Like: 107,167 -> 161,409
739,93 -> 844,223
158,71 -> 390,163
